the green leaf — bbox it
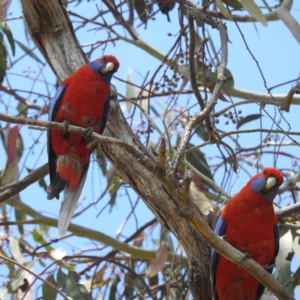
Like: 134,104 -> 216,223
33,229 -> 54,252
17,102 -> 27,113
125,73 -> 135,112
14,208 -> 25,235
156,101 -> 176,121
223,68 -> 234,90
0,261 -> 34,299
0,32 -> 7,82
108,275 -> 121,300
195,125 -> 209,141
274,230 -> 293,293
237,114 -> 262,129
193,31 -> 203,54
145,244 -> 168,277
56,269 -> 67,288
95,150 -> 108,176
293,235 -> 300,262
0,203 -> 8,233
124,275 -> 134,299
134,0 -> 147,23
239,0 -> 267,27
177,64 -> 190,79
39,178 -> 48,191
150,105 -> 160,117
15,40 -> 43,63
215,0 -> 233,20
106,167 -> 121,211
68,271 -> 91,299
9,237 -> 24,264
221,0 -> 242,9
0,49 -> 6,69
0,22 -> 15,55
59,270 -> 91,300
186,146 -> 214,182
42,274 -> 57,300
160,225 -> 174,252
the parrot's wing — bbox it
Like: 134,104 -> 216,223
100,96 -> 110,134
255,225 -> 280,300
211,216 -> 227,300
58,164 -> 89,236
47,85 -> 67,189
274,224 -> 280,258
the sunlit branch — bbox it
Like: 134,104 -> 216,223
9,200 -> 188,264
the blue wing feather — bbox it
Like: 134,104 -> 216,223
211,216 -> 227,300
100,96 -> 110,134
47,85 -> 67,195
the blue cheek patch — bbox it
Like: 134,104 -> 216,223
251,177 -> 265,193
88,61 -> 114,86
251,177 -> 277,202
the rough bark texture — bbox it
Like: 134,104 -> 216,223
104,87 -> 212,299
21,0 -> 87,80
20,0 -> 212,299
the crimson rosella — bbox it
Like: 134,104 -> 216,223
211,167 -> 283,300
47,55 -> 119,236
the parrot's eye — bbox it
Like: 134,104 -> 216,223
262,169 -> 267,175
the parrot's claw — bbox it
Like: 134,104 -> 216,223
241,252 -> 251,262
221,234 -> 227,241
84,127 -> 94,138
263,263 -> 275,270
62,120 -> 70,139
62,120 -> 70,132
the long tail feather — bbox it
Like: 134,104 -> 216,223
58,168 -> 88,236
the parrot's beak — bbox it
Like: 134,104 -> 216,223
101,62 -> 115,74
265,176 -> 277,190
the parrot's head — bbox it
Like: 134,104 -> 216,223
250,167 -> 283,202
88,55 -> 120,85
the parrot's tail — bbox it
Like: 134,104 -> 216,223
57,155 -> 83,189
58,165 -> 88,236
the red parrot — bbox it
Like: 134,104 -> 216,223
47,55 -> 119,236
211,167 -> 283,300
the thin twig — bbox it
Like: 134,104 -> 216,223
0,113 -> 157,177
281,83 -> 300,112
169,7 -> 228,176
0,164 -> 49,202
118,92 -> 163,136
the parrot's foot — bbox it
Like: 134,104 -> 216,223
62,120 -> 70,132
62,120 -> 70,139
84,128 -> 95,149
263,264 -> 275,270
221,234 -> 227,241
84,127 -> 94,138
241,252 -> 251,262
